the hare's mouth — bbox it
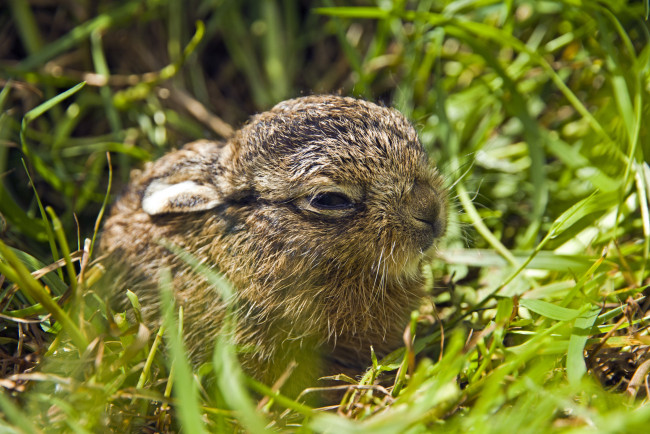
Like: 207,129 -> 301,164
412,218 -> 444,253
415,217 -> 444,240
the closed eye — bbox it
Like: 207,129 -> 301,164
309,192 -> 354,210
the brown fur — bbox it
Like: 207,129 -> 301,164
99,95 -> 446,392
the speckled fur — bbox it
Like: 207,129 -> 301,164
100,95 -> 446,391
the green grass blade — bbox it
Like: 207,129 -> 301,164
8,0 -> 43,55
0,240 -> 87,350
519,299 -> 580,322
0,187 -> 47,241
22,82 -> 86,125
90,30 -> 123,136
21,159 -> 61,278
7,246 -> 69,295
566,305 -> 600,385
315,6 -> 390,19
135,323 -> 165,390
637,163 -> 650,281
213,332 -> 269,433
159,268 -> 208,434
215,6 -> 272,108
262,1 -> 290,101
59,142 -> 150,159
17,2 -> 146,71
159,242 -> 267,431
112,21 -> 205,108
45,207 -> 77,297
20,82 -> 86,192
161,240 -> 234,300
456,183 -> 519,267
89,153 -> 112,259
0,388 -> 42,434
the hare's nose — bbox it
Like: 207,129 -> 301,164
409,182 -> 444,240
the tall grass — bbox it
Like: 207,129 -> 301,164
1,0 -> 649,432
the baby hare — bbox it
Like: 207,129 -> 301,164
100,95 -> 446,392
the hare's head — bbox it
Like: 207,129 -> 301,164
173,97 -> 442,278
141,95 -> 445,285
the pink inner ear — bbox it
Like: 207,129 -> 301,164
142,180 -> 221,215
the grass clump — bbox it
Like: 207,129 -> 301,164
1,0 -> 649,432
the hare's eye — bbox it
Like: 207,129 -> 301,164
310,192 -> 354,210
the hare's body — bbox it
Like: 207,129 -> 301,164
100,96 -> 446,390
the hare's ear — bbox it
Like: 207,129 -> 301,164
142,179 -> 221,215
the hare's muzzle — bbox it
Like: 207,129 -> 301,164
408,181 -> 446,250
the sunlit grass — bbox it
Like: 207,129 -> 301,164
1,0 -> 649,432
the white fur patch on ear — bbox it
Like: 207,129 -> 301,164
142,180 -> 221,215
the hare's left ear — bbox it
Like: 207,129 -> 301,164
142,179 -> 222,215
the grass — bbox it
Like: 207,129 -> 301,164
1,0 -> 649,432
